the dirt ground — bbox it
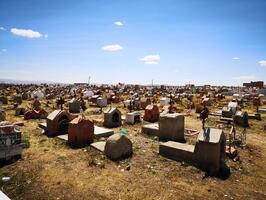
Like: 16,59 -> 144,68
1,101 -> 266,200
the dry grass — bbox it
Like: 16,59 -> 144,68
0,100 -> 266,200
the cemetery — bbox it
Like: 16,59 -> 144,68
1,1 -> 266,199
0,82 -> 266,200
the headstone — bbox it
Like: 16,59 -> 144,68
126,112 -> 141,125
233,111 -> 249,127
0,121 -> 26,161
222,106 -> 233,118
159,113 -> 185,142
68,116 -> 94,147
97,97 -> 107,108
159,128 -> 227,175
69,98 -> 81,113
144,104 -> 159,122
160,97 -> 170,107
228,101 -> 238,115
104,108 -> 122,128
45,110 -> 73,136
104,134 -> 133,160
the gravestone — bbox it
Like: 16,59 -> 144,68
97,97 -> 107,108
104,107 -> 121,128
69,98 -> 81,113
126,112 -> 141,124
68,116 -> 94,147
104,134 -> 133,161
159,113 -> 185,142
233,111 -> 249,127
222,106 -> 233,118
159,128 -> 227,175
144,104 -> 160,122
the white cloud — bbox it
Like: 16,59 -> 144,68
232,57 -> 240,60
10,28 -> 43,38
233,75 -> 257,80
114,21 -> 124,26
1,49 -> 7,52
44,34 -> 48,38
140,55 -> 160,64
0,27 -> 6,31
102,44 -> 123,51
258,60 -> 266,67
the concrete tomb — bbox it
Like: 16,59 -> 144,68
69,98 -> 81,113
159,128 -> 226,175
91,134 -> 133,161
0,121 -> 26,161
105,134 -> 133,161
104,107 -> 122,128
97,97 -> 107,108
233,111 -> 249,127
68,116 -> 94,147
160,97 -> 170,107
222,106 -> 233,118
126,112 -> 141,125
143,104 -> 160,123
140,97 -> 151,110
142,113 -> 185,142
159,113 -> 185,142
40,110 -> 75,137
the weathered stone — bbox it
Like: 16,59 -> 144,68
159,113 -> 185,142
159,128 -> 227,175
233,111 -> 249,127
104,134 -> 133,161
126,112 -> 141,124
144,104 -> 159,122
69,98 -> 81,113
104,107 -> 121,128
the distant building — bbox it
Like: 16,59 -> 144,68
243,81 -> 264,89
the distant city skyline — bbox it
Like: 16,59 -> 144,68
0,0 -> 266,86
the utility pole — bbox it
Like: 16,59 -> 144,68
88,76 -> 91,85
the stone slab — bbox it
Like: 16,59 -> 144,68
94,126 -> 114,138
142,123 -> 159,136
90,141 -> 106,152
56,125 -> 113,140
159,141 -> 195,162
198,128 -> 223,144
38,122 -> 47,130
57,134 -> 68,141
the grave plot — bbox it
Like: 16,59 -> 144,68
142,113 -> 185,142
68,98 -> 81,113
0,121 -> 26,162
91,133 -> 133,161
103,107 -> 121,128
159,128 -> 228,175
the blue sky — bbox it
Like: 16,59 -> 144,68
0,0 -> 266,85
